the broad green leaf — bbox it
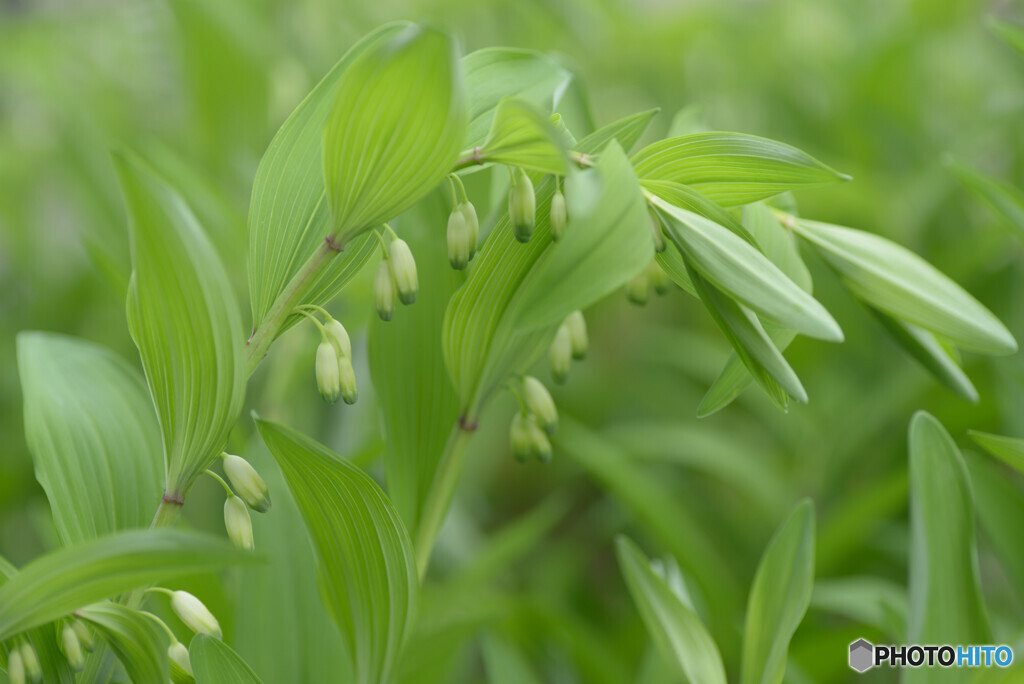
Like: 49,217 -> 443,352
741,499 -> 815,684
906,412 -> 991,668
616,537 -> 727,684
574,109 -> 659,157
949,161 -> 1024,243
247,25 -> 405,335
322,25 -> 466,237
653,197 -> 842,342
869,308 -> 978,402
810,577 -> 907,642
462,48 -> 571,148
632,132 -> 849,207
78,602 -> 168,684
481,633 -> 543,684
968,431 -> 1024,475
963,452 -> 1024,606
255,417 -> 418,684
369,191 -> 465,532
190,634 -> 263,684
117,153 -> 246,496
475,99 -> 569,174
0,529 -> 250,641
990,16 -> 1024,57
643,179 -> 755,244
791,219 -> 1017,355
17,332 -> 163,545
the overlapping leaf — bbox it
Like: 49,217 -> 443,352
969,431 -> 1024,473
17,332 -> 163,545
78,602 -> 168,684
190,635 -> 263,684
475,99 -> 569,175
575,109 -> 658,157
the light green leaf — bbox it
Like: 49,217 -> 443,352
791,218 -> 1017,355
963,452 -> 1024,607
190,634 -> 263,684
632,132 -> 849,207
696,329 -> 796,417
462,48 -> 571,149
474,99 -> 569,174
906,412 -> 991,666
0,529 -> 251,641
117,153 -> 246,497
968,431 -> 1024,475
78,602 -> 168,684
574,109 -> 659,156
811,577 -> 907,642
255,417 -> 418,684
653,197 -> 842,342
616,537 -> 727,684
655,239 -> 697,297
990,16 -> 1024,57
247,25 -> 405,336
323,25 -> 466,237
643,179 -> 755,244
949,161 -> 1024,243
741,499 -> 815,684
17,332 -> 163,545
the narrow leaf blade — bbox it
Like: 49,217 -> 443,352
78,602 -> 169,684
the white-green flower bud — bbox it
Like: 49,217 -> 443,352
316,341 -> 341,404
61,624 -> 86,672
626,271 -> 650,306
222,454 -> 271,513
20,642 -> 40,683
649,209 -> 666,253
447,207 -> 472,270
168,640 -> 193,677
7,647 -> 24,684
170,591 -> 222,640
374,259 -> 396,322
388,238 -> 418,305
224,495 -> 254,551
459,201 -> 479,258
550,188 -> 567,242
525,415 -> 553,463
509,412 -> 533,463
324,318 -> 351,359
522,376 -> 557,435
509,168 -> 536,243
549,324 -> 572,385
338,356 -> 358,405
564,310 -> 588,360
648,260 -> 671,295
70,620 -> 96,653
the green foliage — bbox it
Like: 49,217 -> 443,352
190,635 -> 263,684
78,602 -> 169,684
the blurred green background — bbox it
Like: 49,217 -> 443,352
2,0 -> 1024,682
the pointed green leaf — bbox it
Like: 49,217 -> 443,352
907,412 -> 991,677
190,634 -> 263,684
963,452 -> 1024,607
574,109 -> 659,157
117,153 -> 246,496
968,431 -> 1024,475
697,329 -> 797,417
0,530 -> 251,641
78,602 -> 168,684
616,537 -> 727,684
990,16 -> 1024,57
810,577 -> 907,642
653,198 -> 842,342
949,161 -> 1024,243
475,99 -> 569,174
632,132 -> 849,207
655,240 -> 697,297
323,25 -> 466,237
740,499 -> 815,684
791,218 -> 1017,355
17,332 -> 163,545
255,417 -> 418,684
643,179 -> 754,244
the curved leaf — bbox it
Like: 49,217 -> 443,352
78,602 -> 168,684
17,332 -> 163,545
190,634 -> 263,684
968,431 -> 1024,473
575,109 -> 658,157
949,161 -> 1024,244
476,99 -> 569,174
255,417 -> 418,684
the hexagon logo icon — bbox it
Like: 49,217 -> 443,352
849,639 -> 874,672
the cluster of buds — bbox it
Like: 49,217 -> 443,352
626,260 -> 672,306
445,175 -> 480,270
549,310 -> 589,384
509,376 -> 559,463
310,314 -> 357,405
374,231 -> 419,320
5,638 -> 41,684
204,452 -> 272,552
59,619 -> 94,672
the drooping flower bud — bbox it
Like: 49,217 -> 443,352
446,207 -> 472,270
61,623 -> 86,672
509,168 -> 536,243
550,188 -> 567,242
222,454 -> 271,513
20,642 -> 40,683
549,324 -> 572,385
525,415 -> 553,463
459,201 -> 479,258
374,259 -> 396,322
70,620 -> 96,652
324,318 -> 351,359
7,647 -> 24,684
388,238 -> 418,305
564,310 -> 588,360
338,356 -> 358,405
316,341 -> 341,404
168,640 -> 193,677
509,412 -> 533,463
626,271 -> 650,306
522,376 -> 557,435
648,260 -> 671,295
224,495 -> 254,551
649,209 -> 666,253
170,591 -> 222,640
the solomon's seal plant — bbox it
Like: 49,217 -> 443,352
2,19 -> 1019,684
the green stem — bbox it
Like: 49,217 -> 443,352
151,498 -> 182,529
204,470 -> 234,497
413,419 -> 476,579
